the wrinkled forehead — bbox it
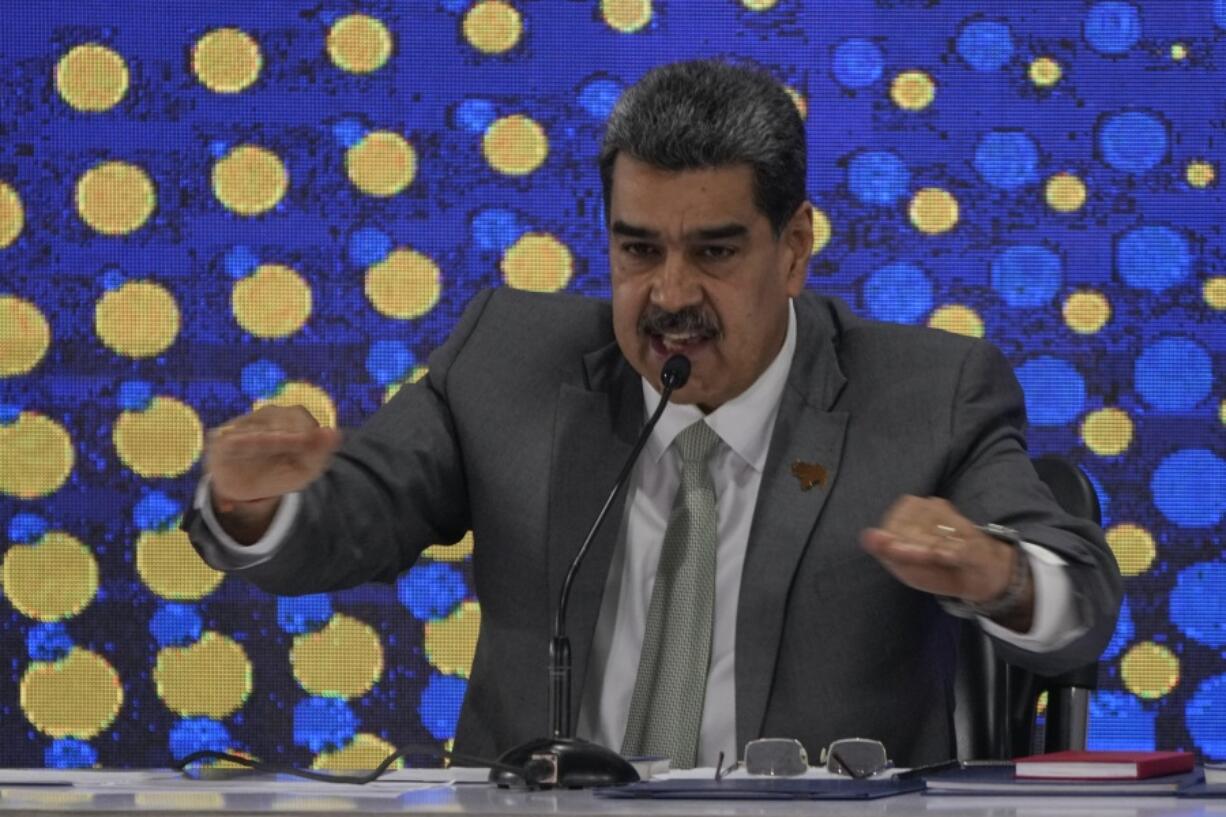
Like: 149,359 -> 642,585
607,156 -> 766,237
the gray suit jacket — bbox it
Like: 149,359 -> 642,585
185,288 -> 1121,766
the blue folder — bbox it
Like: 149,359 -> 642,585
595,776 -> 924,800
1172,783 -> 1226,798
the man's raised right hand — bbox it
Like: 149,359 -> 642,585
203,405 -> 342,544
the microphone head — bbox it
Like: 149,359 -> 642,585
660,355 -> 691,391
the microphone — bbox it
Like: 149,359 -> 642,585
491,355 -> 691,789
660,354 -> 691,390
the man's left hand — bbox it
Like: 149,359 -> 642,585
859,496 -> 1033,629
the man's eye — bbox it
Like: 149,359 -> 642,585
622,242 -> 659,258
698,245 -> 736,260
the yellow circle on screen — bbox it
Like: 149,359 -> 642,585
21,649 -> 122,739
94,280 -> 180,358
0,413 -> 74,499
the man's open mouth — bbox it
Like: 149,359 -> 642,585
650,331 -> 714,357
638,306 -> 720,360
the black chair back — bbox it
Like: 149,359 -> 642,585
1032,456 -> 1102,525
953,455 -> 1102,759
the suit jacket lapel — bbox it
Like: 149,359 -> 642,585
546,341 -> 642,727
736,295 -> 850,747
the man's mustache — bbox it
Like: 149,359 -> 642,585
637,306 -> 721,339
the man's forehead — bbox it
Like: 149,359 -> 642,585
610,154 -> 755,188
607,156 -> 763,232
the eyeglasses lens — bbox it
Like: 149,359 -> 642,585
826,740 -> 889,779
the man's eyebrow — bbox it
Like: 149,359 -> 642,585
690,223 -> 748,241
611,221 -> 658,238
610,221 -> 749,240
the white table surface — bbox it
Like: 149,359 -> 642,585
2,768 -> 1224,817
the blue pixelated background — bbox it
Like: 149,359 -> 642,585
1,0 -> 1224,767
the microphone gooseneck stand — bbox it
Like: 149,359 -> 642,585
491,355 -> 692,789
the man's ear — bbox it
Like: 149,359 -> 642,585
782,201 -> 813,297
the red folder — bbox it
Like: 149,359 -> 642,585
1014,750 -> 1196,780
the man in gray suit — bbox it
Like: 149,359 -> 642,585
185,60 -> 1121,769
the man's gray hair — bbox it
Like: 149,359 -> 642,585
599,59 -> 807,236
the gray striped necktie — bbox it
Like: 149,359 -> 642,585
621,419 -> 721,769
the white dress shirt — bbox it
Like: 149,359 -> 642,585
198,299 -> 1084,767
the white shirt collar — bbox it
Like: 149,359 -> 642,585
641,300 -> 797,472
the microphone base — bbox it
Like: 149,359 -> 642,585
490,736 -> 640,789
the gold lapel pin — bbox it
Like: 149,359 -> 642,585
790,460 -> 827,491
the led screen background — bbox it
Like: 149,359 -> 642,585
0,0 -> 1223,768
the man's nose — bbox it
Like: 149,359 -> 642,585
650,253 -> 702,313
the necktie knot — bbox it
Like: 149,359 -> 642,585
675,420 -> 720,465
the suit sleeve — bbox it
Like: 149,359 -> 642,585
181,288 -> 497,596
941,339 -> 1123,676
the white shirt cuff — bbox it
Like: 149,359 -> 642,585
193,476 -> 301,569
978,543 -> 1086,652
